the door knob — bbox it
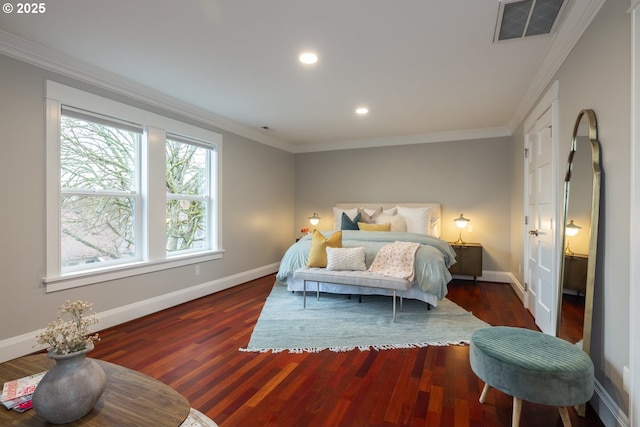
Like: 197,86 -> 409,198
529,229 -> 539,236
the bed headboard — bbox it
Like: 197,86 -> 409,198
335,203 -> 442,237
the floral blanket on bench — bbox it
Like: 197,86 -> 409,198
369,241 -> 421,281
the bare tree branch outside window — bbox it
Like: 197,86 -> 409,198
166,139 -> 208,252
60,116 -> 138,267
60,116 -> 211,268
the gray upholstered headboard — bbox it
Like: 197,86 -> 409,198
334,203 -> 442,237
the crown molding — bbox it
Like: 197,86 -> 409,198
0,30 -> 510,155
292,127 -> 511,154
0,30 -> 295,153
508,0 -> 606,133
0,0 -> 605,156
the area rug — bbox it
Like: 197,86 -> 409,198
240,283 -> 490,353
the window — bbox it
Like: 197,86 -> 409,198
45,81 -> 222,292
165,136 -> 216,255
60,109 -> 142,272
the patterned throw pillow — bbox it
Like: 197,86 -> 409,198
326,246 -> 367,271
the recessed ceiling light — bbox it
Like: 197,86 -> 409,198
355,107 -> 369,115
299,52 -> 318,65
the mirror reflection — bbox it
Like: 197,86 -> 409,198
557,109 -> 600,355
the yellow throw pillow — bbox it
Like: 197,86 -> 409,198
358,222 -> 391,231
307,230 -> 342,267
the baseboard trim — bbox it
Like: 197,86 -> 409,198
591,378 -> 630,427
451,270 -> 512,284
0,263 -> 280,363
451,270 -> 525,302
507,272 -> 526,302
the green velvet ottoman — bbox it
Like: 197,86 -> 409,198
470,326 -> 594,427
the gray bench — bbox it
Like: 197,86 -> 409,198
292,267 -> 412,322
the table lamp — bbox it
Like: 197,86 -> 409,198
308,213 -> 320,227
454,214 -> 470,244
565,220 -> 581,255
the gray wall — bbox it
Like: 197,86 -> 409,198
511,0 -> 631,418
0,54 -> 295,342
294,137 -> 513,273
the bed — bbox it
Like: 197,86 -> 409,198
276,203 -> 457,307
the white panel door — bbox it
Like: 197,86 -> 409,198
526,107 -> 556,335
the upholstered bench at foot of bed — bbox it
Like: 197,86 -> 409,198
292,267 -> 412,322
470,326 -> 594,427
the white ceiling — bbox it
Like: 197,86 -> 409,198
0,0 -> 602,153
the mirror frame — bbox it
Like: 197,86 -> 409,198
557,108 -> 601,356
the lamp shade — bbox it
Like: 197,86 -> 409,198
565,220 -> 581,237
454,214 -> 470,229
308,213 -> 321,226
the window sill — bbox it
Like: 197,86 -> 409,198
43,250 -> 225,293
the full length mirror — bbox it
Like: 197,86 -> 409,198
557,109 -> 601,357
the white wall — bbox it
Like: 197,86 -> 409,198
0,54 -> 295,360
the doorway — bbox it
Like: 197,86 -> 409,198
523,81 -> 559,335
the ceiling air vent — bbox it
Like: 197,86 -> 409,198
494,0 -> 567,42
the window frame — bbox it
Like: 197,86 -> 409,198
165,134 -> 216,257
59,109 -> 143,273
45,81 -> 223,292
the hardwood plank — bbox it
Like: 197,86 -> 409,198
85,276 -> 604,427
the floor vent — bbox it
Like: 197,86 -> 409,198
494,0 -> 567,42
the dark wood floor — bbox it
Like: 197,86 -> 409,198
559,292 -> 586,345
89,275 -> 604,427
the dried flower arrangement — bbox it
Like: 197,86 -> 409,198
35,300 -> 100,355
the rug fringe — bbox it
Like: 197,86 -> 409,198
239,340 -> 470,354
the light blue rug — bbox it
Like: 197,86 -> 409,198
240,283 -> 490,353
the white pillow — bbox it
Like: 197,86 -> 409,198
396,205 -> 432,235
429,216 -> 441,237
326,247 -> 367,271
383,206 -> 397,216
333,207 -> 358,230
376,214 -> 407,232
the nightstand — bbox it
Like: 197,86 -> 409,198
562,253 -> 588,294
449,243 -> 483,284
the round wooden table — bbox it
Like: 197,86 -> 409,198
0,354 -> 190,426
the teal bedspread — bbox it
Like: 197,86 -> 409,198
276,231 -> 456,300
